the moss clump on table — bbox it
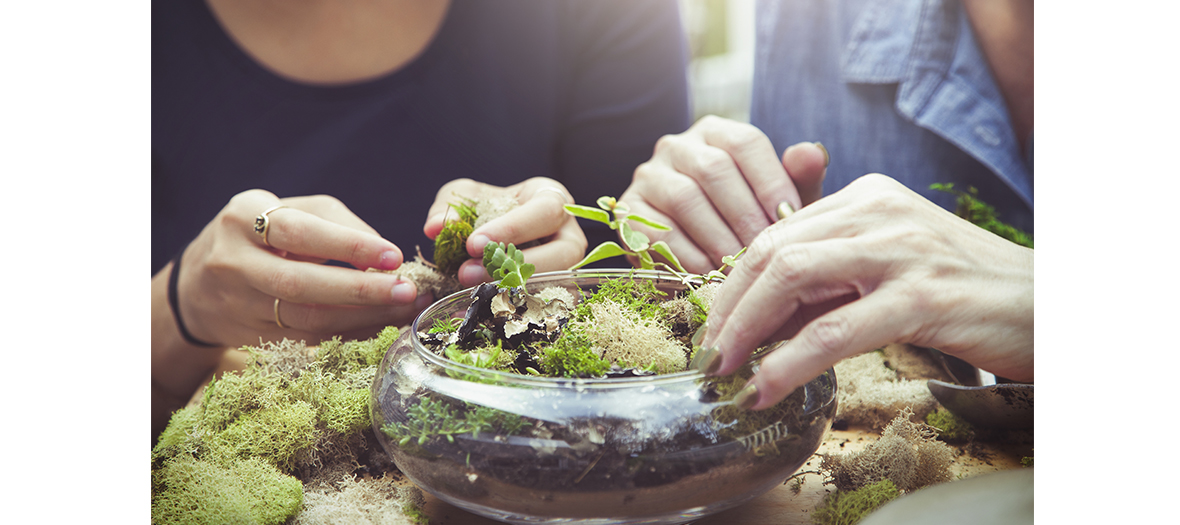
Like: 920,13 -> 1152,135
925,408 -> 974,442
819,407 -> 954,494
811,479 -> 900,525
152,327 -> 426,525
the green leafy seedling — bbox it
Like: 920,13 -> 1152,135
564,196 -> 686,272
703,247 -> 746,282
482,242 -> 535,288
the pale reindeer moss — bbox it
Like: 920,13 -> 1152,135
819,407 -> 954,493
576,300 -> 686,374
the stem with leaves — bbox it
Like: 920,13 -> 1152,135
564,196 -> 687,272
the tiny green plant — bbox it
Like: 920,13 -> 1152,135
428,317 -> 463,334
483,242 -> 536,288
564,196 -> 687,272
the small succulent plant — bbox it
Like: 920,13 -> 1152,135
482,242 -> 535,288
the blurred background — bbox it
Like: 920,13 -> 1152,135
680,0 -> 755,123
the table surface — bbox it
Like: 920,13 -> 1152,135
204,349 -> 1026,524
415,426 -> 1025,525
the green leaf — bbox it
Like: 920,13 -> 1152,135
564,204 -> 613,226
596,196 -> 617,210
568,242 -> 630,270
650,240 -> 687,273
619,222 -> 650,252
482,242 -> 533,287
622,213 -> 671,231
499,272 -> 522,288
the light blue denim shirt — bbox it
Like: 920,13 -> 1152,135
752,0 -> 1033,233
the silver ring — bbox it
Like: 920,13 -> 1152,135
253,205 -> 287,247
273,298 -> 286,329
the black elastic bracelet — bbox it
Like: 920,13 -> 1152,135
168,244 -> 220,348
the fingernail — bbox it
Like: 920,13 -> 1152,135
776,201 -> 795,220
459,263 -> 490,287
694,346 -> 723,376
734,382 -> 760,410
690,324 -> 707,348
378,250 -> 402,270
469,233 -> 491,254
814,142 -> 830,167
392,281 -> 416,303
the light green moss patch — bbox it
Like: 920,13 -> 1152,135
152,455 -> 303,525
810,479 -> 900,525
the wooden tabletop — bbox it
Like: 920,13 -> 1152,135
416,426 -> 1025,525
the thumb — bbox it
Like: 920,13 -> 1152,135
781,142 -> 829,207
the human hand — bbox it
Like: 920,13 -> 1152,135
698,174 -> 1034,410
619,115 -> 829,273
423,177 -> 587,288
176,189 -> 432,348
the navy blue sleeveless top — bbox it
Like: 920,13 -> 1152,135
152,0 -> 691,273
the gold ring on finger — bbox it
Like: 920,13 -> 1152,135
253,205 -> 287,247
273,298 -> 286,329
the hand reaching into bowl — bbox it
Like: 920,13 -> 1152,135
619,115 -> 829,273
423,177 -> 588,288
698,174 -> 1035,410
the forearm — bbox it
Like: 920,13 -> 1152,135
151,263 -> 227,436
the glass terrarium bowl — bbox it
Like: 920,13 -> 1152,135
371,270 -> 837,525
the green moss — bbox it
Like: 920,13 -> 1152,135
206,401 -> 319,472
152,455 -> 303,525
577,276 -> 667,323
434,219 -> 474,276
316,326 -> 398,374
931,183 -> 1033,248
152,404 -> 201,463
811,479 -> 900,525
402,501 -> 430,525
1021,456 -> 1034,467
154,331 -> 416,524
925,408 -> 973,442
292,367 -> 372,434
450,199 -> 479,225
685,288 -> 709,326
706,365 -> 813,458
539,325 -> 611,377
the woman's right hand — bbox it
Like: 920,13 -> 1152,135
175,189 -> 433,349
700,174 -> 1034,410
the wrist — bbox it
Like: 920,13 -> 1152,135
167,243 -> 220,348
